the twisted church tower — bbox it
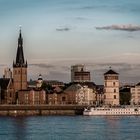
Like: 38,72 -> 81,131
13,28 -> 27,92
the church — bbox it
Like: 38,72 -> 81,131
0,29 -> 46,104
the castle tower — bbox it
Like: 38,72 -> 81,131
13,28 -> 27,92
104,68 -> 119,106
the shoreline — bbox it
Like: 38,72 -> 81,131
0,105 -> 87,116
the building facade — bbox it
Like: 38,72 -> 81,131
18,89 -> 46,105
104,69 -> 120,106
0,78 -> 15,104
71,65 -> 90,83
63,83 -> 96,105
131,82 -> 140,105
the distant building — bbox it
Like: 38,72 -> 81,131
131,82 -> 140,105
71,65 -> 90,83
0,78 -> 15,104
104,68 -> 120,106
18,89 -> 46,105
13,29 -> 27,92
3,68 -> 12,79
63,82 -> 96,105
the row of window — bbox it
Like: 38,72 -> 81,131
105,82 -> 117,86
14,70 -> 26,74
132,89 -> 140,91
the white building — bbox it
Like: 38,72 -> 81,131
75,85 -> 96,105
131,82 -> 140,105
104,69 -> 120,106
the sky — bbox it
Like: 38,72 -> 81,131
0,0 -> 140,84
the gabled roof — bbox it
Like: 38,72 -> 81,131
64,84 -> 82,93
104,69 -> 118,75
0,78 -> 11,89
64,82 -> 96,93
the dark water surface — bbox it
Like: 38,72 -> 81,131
0,116 -> 140,140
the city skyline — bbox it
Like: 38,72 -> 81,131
0,0 -> 140,84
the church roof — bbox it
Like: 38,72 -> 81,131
64,82 -> 96,93
104,69 -> 118,75
13,29 -> 27,67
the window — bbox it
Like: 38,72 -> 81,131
104,95 -> 106,99
62,97 -> 66,101
114,95 -> 116,99
114,89 -> 116,93
113,82 -> 115,86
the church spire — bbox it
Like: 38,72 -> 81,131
13,28 -> 27,67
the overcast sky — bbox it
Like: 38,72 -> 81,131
0,0 -> 140,84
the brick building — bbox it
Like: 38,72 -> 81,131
18,89 -> 46,105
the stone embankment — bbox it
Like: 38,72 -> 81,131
0,105 -> 87,116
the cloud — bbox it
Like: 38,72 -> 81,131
29,63 -> 55,69
96,24 -> 140,32
56,27 -> 70,32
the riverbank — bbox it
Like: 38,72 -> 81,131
0,105 -> 87,116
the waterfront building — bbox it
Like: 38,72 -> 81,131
71,65 -> 90,83
18,89 -> 46,104
0,78 -> 14,104
13,29 -> 27,92
104,68 -> 120,106
131,82 -> 140,105
63,83 -> 96,105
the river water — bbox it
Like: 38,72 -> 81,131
0,116 -> 140,140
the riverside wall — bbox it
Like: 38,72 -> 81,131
0,105 -> 87,116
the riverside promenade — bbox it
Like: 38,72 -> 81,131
0,105 -> 88,116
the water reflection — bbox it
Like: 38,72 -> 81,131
0,116 -> 140,140
12,117 -> 27,140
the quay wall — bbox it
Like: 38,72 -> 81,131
0,105 -> 87,116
